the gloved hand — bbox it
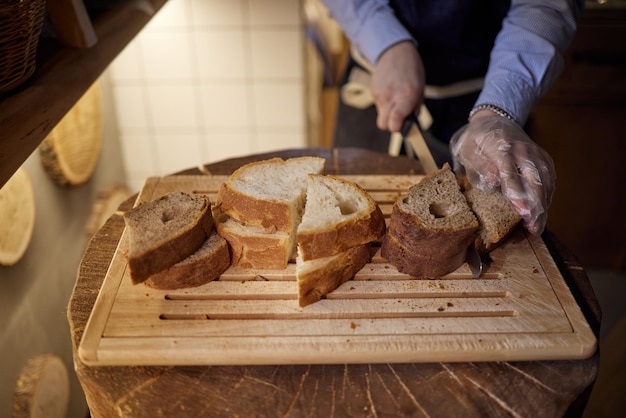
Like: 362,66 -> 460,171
371,41 -> 425,132
450,113 -> 556,235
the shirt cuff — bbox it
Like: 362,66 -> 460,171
473,71 -> 535,125
353,7 -> 416,65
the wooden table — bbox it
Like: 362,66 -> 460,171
68,148 -> 601,418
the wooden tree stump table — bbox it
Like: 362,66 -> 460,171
68,148 -> 601,417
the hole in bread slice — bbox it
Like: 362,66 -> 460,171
429,201 -> 453,218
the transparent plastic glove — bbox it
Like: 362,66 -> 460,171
450,115 -> 556,235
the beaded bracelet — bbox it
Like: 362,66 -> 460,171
469,104 -> 516,123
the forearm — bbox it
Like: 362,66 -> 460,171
474,0 -> 583,125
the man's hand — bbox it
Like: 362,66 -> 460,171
450,111 -> 556,235
371,41 -> 425,132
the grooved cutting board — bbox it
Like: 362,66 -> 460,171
78,175 -> 596,366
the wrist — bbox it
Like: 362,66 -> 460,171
469,104 -> 516,123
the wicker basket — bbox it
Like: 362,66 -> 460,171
0,0 -> 46,94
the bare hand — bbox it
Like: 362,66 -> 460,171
370,41 -> 425,132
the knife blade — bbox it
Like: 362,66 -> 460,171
466,243 -> 483,279
400,114 -> 438,174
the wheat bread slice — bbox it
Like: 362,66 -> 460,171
215,156 -> 325,233
214,209 -> 292,269
464,186 -> 522,253
297,174 -> 386,261
386,202 -> 477,258
389,163 -> 478,254
123,192 -> 213,284
381,164 -> 477,277
296,243 -> 371,307
145,230 -> 230,290
381,230 -> 467,278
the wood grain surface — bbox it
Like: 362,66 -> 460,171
68,148 -> 601,417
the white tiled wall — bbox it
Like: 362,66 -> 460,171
107,0 -> 306,192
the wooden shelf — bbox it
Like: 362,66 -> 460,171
0,0 -> 168,188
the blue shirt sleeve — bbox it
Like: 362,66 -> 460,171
321,0 -> 583,125
320,0 -> 416,66
475,0 -> 583,124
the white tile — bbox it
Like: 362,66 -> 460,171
194,30 -> 247,80
111,85 -> 150,130
154,133 -> 205,175
126,170 -> 155,193
249,0 -> 302,26
199,83 -> 251,128
147,84 -> 200,129
109,38 -> 144,82
144,0 -> 191,31
250,29 -> 303,79
140,32 -> 194,80
190,0 -> 244,27
203,131 -> 254,162
118,134 -> 158,175
252,83 -> 304,128
256,129 -> 306,151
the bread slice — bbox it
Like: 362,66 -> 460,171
124,192 -> 213,284
214,209 -> 292,269
381,164 -> 478,278
464,186 -> 521,253
145,230 -> 230,290
297,174 -> 386,261
296,243 -> 371,307
215,156 -> 325,232
381,231 -> 467,278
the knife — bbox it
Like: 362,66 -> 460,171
467,243 -> 483,279
400,114 -> 438,174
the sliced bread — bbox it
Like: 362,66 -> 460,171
296,243 -> 371,307
124,192 -> 213,284
213,209 -> 293,269
381,231 -> 467,278
381,164 -> 478,278
215,156 -> 325,232
297,174 -> 386,261
145,230 -> 230,290
464,185 -> 522,253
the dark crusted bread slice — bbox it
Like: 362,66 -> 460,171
145,230 -> 230,290
381,230 -> 467,278
389,163 -> 478,256
464,186 -> 522,253
381,164 -> 477,278
213,209 -> 292,269
215,156 -> 325,233
124,192 -> 213,284
297,174 -> 386,261
296,243 -> 371,307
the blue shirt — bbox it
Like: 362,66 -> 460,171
321,0 -> 583,125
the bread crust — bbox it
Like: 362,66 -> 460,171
387,203 -> 476,257
380,164 -> 478,278
125,193 -> 213,284
216,181 -> 292,232
297,243 -> 371,307
297,204 -> 385,261
215,157 -> 325,232
145,231 -> 230,290
381,231 -> 467,278
215,221 -> 291,269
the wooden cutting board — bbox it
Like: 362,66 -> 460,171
78,174 -> 596,366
